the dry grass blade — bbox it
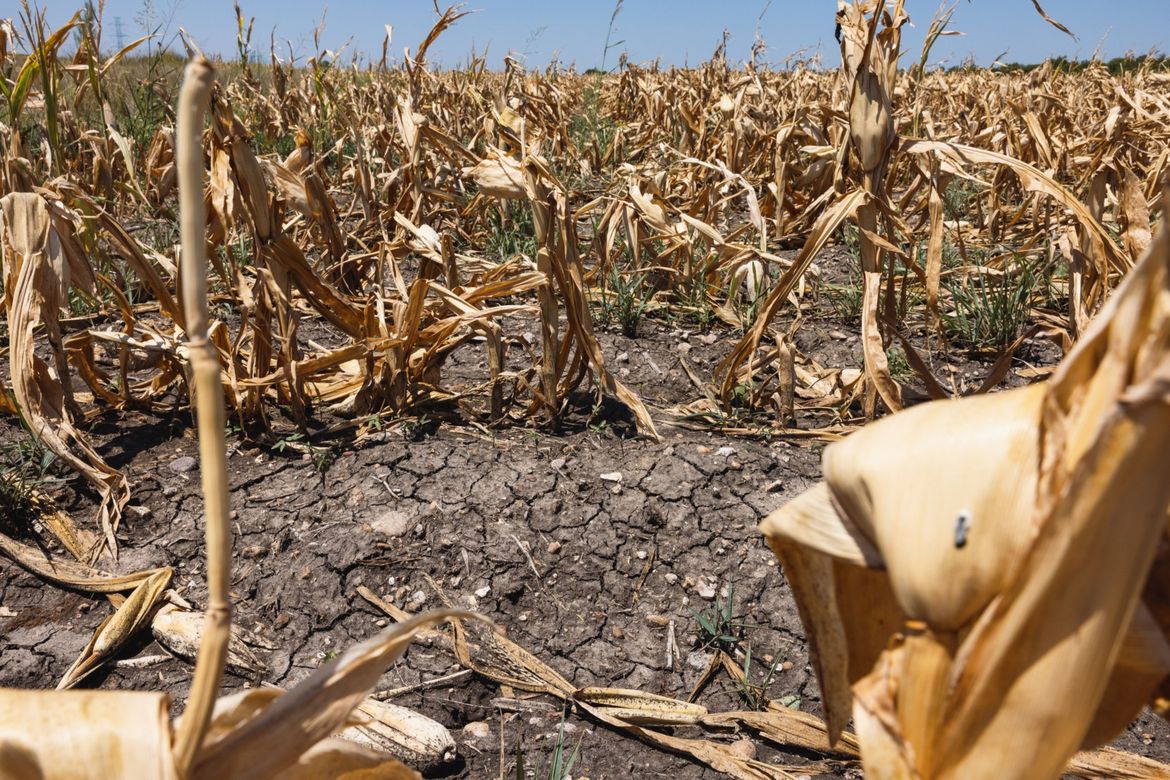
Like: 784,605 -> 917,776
1028,0 -> 1075,38
0,529 -> 169,593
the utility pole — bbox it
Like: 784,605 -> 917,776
114,16 -> 126,50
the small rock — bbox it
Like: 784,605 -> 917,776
474,585 -> 491,598
162,485 -> 178,497
169,456 -> 197,473
699,333 -> 718,345
126,505 -> 152,521
829,330 -> 848,340
616,351 -> 629,363
611,625 -> 624,639
687,651 -> 713,670
550,457 -> 567,471
715,446 -> 736,457
781,660 -> 795,671
696,445 -> 712,455
369,509 -> 412,537
547,540 -> 563,555
677,342 -> 691,354
0,606 -> 16,618
765,479 -> 784,493
711,485 -> 721,497
600,471 -> 623,483
728,739 -> 757,761
375,619 -> 387,627
463,721 -> 491,740
635,549 -> 648,560
664,572 -> 679,585
697,583 -> 717,600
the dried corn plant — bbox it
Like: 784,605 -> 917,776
760,199 -> 1170,778
0,57 -> 487,780
0,3 -> 1167,547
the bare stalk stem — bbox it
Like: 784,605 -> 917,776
171,56 -> 232,775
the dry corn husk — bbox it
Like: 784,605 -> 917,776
0,690 -> 177,780
339,698 -> 457,768
150,604 -> 269,676
761,204 -> 1170,778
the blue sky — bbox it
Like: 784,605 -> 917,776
40,1 -> 1170,69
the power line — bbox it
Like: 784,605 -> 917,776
114,16 -> 126,50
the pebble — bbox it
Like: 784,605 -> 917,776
699,333 -> 718,345
550,457 -> 567,471
463,721 -> 491,740
635,549 -> 647,560
126,505 -> 152,520
600,471 -> 622,483
697,583 -> 717,600
547,541 -> 562,555
715,446 -> 736,457
616,351 -> 629,362
677,342 -> 692,354
829,330 -> 848,340
169,456 -> 197,473
474,585 -> 491,598
686,651 -> 713,670
765,479 -> 784,493
369,509 -> 412,537
728,739 -> 757,761
664,572 -> 679,585
696,445 -> 712,454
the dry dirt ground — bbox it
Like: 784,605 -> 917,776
2,252 -> 1167,778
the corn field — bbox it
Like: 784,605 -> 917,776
1,1 -> 1169,778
